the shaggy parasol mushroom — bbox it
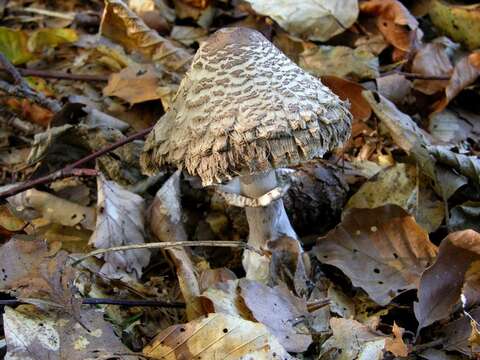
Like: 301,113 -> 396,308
141,27 -> 352,281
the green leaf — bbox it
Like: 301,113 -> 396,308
27,28 -> 78,53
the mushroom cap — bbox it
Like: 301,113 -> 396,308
141,27 -> 352,186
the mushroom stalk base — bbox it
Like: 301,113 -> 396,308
240,170 -> 300,282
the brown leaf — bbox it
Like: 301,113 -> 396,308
100,0 -> 193,73
411,38 -> 455,95
313,205 -> 437,305
178,0 -> 210,10
433,51 -> 480,113
414,230 -> 480,330
440,307 -> 480,355
240,279 -> 312,353
104,63 -> 177,105
143,313 -> 293,359
360,0 -> 422,55
385,322 -> 409,357
321,76 -> 372,121
1,97 -> 53,127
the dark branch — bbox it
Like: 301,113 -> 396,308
0,298 -> 185,308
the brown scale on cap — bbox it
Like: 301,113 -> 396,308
141,27 -> 352,186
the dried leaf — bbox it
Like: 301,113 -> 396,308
411,38 -> 456,95
300,45 -> 379,81
0,205 -> 26,232
385,322 -> 409,357
313,205 -> 437,305
8,189 -> 96,230
27,28 -> 78,53
441,307 -> 480,355
321,318 -> 387,359
345,163 -> 444,233
240,279 -> 312,353
433,52 -> 480,113
360,0 -> 421,58
148,171 -> 203,320
429,0 -> 480,50
449,201 -> 480,233
376,74 -> 413,105
321,76 -> 372,121
415,230 -> 480,330
429,108 -> 474,144
3,306 -> 134,360
143,313 -> 293,359
89,175 -> 150,279
246,0 -> 358,41
100,0 -> 192,73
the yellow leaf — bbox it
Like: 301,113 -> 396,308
0,27 -> 33,65
27,28 -> 78,53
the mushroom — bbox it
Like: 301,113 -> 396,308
141,27 -> 352,281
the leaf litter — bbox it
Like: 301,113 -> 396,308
1,0 -> 480,359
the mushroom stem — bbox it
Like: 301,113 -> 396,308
240,170 -> 300,281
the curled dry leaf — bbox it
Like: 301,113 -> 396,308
415,230 -> 480,331
103,63 -> 177,105
429,0 -> 480,50
3,306 -> 134,360
360,0 -> 422,57
148,170 -> 203,320
143,313 -> 293,360
321,76 -> 372,121
89,175 -> 150,280
385,322 -> 409,357
100,0 -> 193,74
239,279 -> 312,353
345,163 -> 444,233
300,45 -> 379,81
411,38 -> 456,95
246,0 -> 358,42
440,307 -> 480,355
376,74 -> 413,106
433,51 -> 480,113
313,205 -> 437,306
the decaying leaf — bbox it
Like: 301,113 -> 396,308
0,26 -> 32,64
240,279 -> 312,353
433,51 -> 480,113
415,230 -> 480,331
440,307 -> 480,355
313,205 -> 437,305
246,0 -> 359,41
321,76 -> 372,121
449,201 -> 480,233
320,317 -> 387,359
360,0 -> 422,57
148,170 -> 203,320
385,322 -> 409,357
104,63 -> 178,105
300,45 -> 379,81
429,108 -> 475,144
89,175 -> 150,280
429,0 -> 480,50
0,205 -> 26,232
27,28 -> 78,53
143,313 -> 293,359
3,306 -> 135,360
345,163 -> 444,233
100,0 -> 192,73
411,37 -> 456,95
7,189 -> 96,230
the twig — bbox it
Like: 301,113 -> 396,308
72,240 -> 263,266
380,70 -> 450,81
0,298 -> 185,308
1,68 -> 109,82
0,126 -> 153,200
0,52 -> 24,85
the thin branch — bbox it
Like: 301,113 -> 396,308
0,126 -> 153,200
0,79 -> 62,112
380,70 -> 450,81
1,68 -> 110,82
0,298 -> 185,308
0,52 -> 24,85
72,240 -> 263,266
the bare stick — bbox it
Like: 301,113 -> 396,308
380,70 -> 450,81
0,68 -> 110,82
0,298 -> 185,308
0,52 -> 24,85
72,240 -> 263,266
0,126 -> 153,200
